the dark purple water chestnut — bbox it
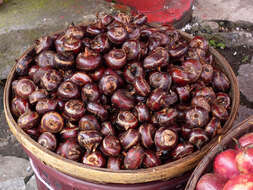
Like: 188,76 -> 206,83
200,64 -> 214,84
86,21 -> 104,36
153,108 -> 178,126
82,151 -> 106,168
63,99 -> 85,121
40,111 -> 64,133
86,102 -> 108,121
119,128 -> 139,150
148,37 -> 161,52
36,50 -> 56,68
99,14 -> 114,26
107,157 -> 122,170
15,49 -> 35,76
31,66 -> 51,84
143,150 -> 161,168
17,111 -> 39,130
56,140 -> 82,161
181,125 -> 193,140
107,25 -> 128,44
90,33 -> 110,53
15,79 -> 36,99
56,98 -> 65,111
100,135 -> 121,157
40,69 -> 62,91
139,123 -> 155,148
213,92 -> 231,109
125,24 -> 141,40
29,89 -> 48,105
151,31 -> 170,46
205,117 -> 222,138
11,97 -> 30,117
104,68 -> 124,86
170,67 -> 191,86
211,104 -> 229,121
123,62 -> 143,83
99,74 -> 120,95
175,85 -> 191,103
54,53 -> 75,69
79,115 -> 100,131
65,24 -> 84,39
35,36 -> 53,54
122,40 -> 141,61
143,47 -> 169,70
134,102 -> 150,122
188,128 -> 209,149
189,36 -> 209,51
63,35 -> 82,54
60,125 -> 79,140
38,132 -> 57,151
116,111 -> 138,130
133,76 -> 151,96
168,43 -> 188,58
155,127 -> 178,151
149,72 -> 172,90
171,142 -> 194,159
104,49 -> 127,69
194,87 -> 216,103
124,145 -> 145,170
57,81 -> 79,100
212,70 -> 230,92
26,127 -> 41,140
163,90 -> 178,106
70,72 -> 92,86
36,98 -> 58,114
81,83 -> 100,103
111,89 -> 135,110
78,130 -> 102,152
191,95 -> 211,112
101,121 -> 115,136
54,33 -> 68,54
28,65 -> 39,80
185,106 -> 209,128
76,48 -> 102,71
132,13 -> 147,25
146,88 -> 166,111
182,59 -> 202,82
89,67 -> 105,81
82,37 -> 91,48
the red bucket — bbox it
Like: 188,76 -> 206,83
25,147 -> 190,190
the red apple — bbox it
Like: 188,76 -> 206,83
196,173 -> 226,190
223,174 -> 253,190
236,147 -> 253,174
237,132 -> 253,149
213,149 -> 240,180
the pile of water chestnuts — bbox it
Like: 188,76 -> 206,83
11,12 -> 231,170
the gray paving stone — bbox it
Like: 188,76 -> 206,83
0,156 -> 33,183
237,64 -> 253,102
193,0 -> 253,22
25,175 -> 37,190
0,177 -> 26,190
234,105 -> 253,125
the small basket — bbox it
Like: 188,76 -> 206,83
185,116 -> 253,190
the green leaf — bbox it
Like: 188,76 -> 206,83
217,42 -> 226,49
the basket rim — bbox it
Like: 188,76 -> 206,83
3,31 -> 240,184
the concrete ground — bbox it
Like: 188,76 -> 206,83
1,0 -> 253,189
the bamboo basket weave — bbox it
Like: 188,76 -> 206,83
3,31 -> 240,184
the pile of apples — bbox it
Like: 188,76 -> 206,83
196,132 -> 253,190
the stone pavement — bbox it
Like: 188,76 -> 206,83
1,0 -> 253,189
